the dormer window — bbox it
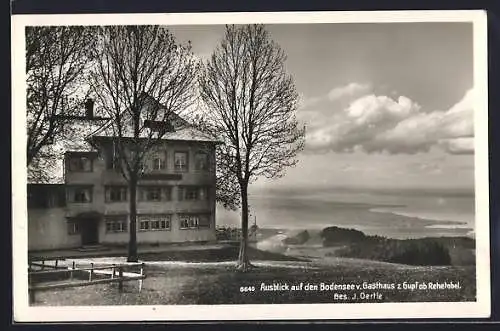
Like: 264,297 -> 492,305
194,151 -> 209,171
174,151 -> 188,172
151,152 -> 166,171
144,120 -> 174,133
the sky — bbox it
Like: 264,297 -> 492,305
168,23 -> 474,193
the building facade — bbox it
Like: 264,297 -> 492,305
28,102 -> 219,251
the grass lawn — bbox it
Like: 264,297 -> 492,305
139,245 -> 307,262
32,250 -> 475,306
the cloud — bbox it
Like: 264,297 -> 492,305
438,137 -> 474,155
303,84 -> 474,155
299,83 -> 373,112
328,83 -> 372,101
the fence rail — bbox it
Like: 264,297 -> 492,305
28,258 -> 67,271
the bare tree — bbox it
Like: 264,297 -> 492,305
26,26 -> 95,179
88,26 -> 198,262
215,150 -> 241,211
198,24 -> 305,271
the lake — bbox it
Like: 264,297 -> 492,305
216,187 -> 475,239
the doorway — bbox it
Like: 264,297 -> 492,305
80,217 -> 99,246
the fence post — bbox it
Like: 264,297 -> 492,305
89,263 -> 94,281
138,263 -> 144,292
55,259 -> 59,268
70,261 -> 75,280
118,266 -> 123,293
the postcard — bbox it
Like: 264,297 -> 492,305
11,10 -> 490,321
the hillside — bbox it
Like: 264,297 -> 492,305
253,226 -> 475,267
319,226 -> 475,266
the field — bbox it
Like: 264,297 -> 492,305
31,245 -> 475,306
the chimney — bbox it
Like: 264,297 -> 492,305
85,99 -> 95,119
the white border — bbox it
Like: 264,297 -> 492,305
12,10 -> 490,322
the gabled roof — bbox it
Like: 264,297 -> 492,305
87,94 -> 220,144
90,123 -> 220,143
28,95 -> 221,185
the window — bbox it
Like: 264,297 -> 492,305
139,219 -> 150,230
151,152 -> 166,171
144,120 -> 174,133
174,152 -> 188,172
194,152 -> 209,171
198,214 -> 211,228
179,214 -> 211,229
68,156 -> 92,172
178,186 -> 209,201
67,186 -> 92,203
105,216 -> 128,233
67,219 -> 80,235
143,187 -> 161,201
185,187 -> 198,200
147,187 -> 161,201
140,186 -> 172,202
105,186 -> 127,202
199,187 -> 209,200
139,215 -> 171,231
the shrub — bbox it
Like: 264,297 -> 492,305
321,226 -> 367,246
388,240 -> 452,265
321,226 -> 455,266
336,238 -> 452,266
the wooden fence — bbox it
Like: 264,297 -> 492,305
28,257 -> 68,271
28,259 -> 146,304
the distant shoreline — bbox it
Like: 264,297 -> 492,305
251,225 -> 474,241
219,197 -> 474,239
369,207 -> 471,225
218,190 -> 475,240
253,226 -> 474,240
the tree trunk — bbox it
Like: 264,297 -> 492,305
127,174 -> 139,262
237,182 -> 252,271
